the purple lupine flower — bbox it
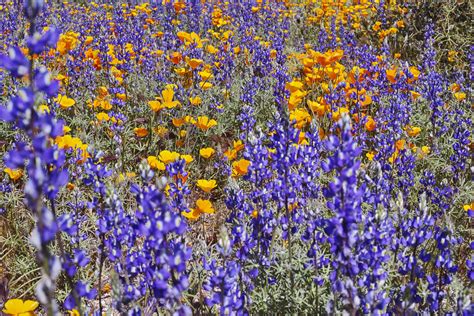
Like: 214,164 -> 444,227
203,227 -> 250,315
129,164 -> 191,313
420,24 -> 450,141
450,111 -> 471,182
27,28 -> 59,54
322,115 -> 364,313
0,47 -> 30,78
166,159 -> 191,214
23,0 -> 44,19
0,1 -> 84,313
425,228 -> 459,312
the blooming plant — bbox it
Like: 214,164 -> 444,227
0,0 -> 472,315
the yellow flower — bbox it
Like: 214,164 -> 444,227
307,100 -> 328,117
195,116 -> 217,131
199,81 -> 213,90
289,108 -> 311,129
110,66 -> 124,84
4,168 -> 23,181
454,92 -> 466,102
69,309 -> 80,316
448,50 -> 457,62
101,283 -> 112,293
314,49 -> 344,67
92,99 -> 112,111
169,51 -> 182,64
148,100 -> 163,112
126,172 -> 136,178
198,70 -> 213,81
134,127 -> 148,138
386,67 -> 397,84
55,94 -> 76,109
410,91 -> 421,100
172,117 -> 186,128
96,112 -> 110,122
223,148 -> 238,161
270,49 -> 277,59
196,179 -> 217,193
233,140 -> 244,152
361,94 -> 372,107
185,115 -> 196,124
174,67 -> 187,76
232,159 -> 251,177
158,150 -> 180,164
153,125 -> 168,137
366,151 -> 375,161
408,66 -> 420,83
189,96 -> 202,106
177,31 -> 202,48
181,208 -> 200,220
181,199 -> 215,220
180,154 -> 194,164
285,79 -> 304,93
365,116 -> 376,132
287,91 -> 304,110
38,104 -> 50,114
372,21 -> 382,31
177,31 -> 190,43
450,83 -> 461,92
207,45 -> 218,54
405,126 -> 421,137
413,145 -> 430,159
388,151 -> 399,164
77,144 -> 90,163
463,202 -> 474,211
331,107 -> 349,121
395,139 -> 406,151
187,58 -> 203,70
84,36 -> 94,45
199,147 -> 215,159
298,132 -> 308,145
161,87 -> 180,109
55,134 -> 83,150
2,299 -> 39,316
56,31 -> 80,55
116,93 -> 126,101
195,199 -> 215,214
147,156 -> 166,171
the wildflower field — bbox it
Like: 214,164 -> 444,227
0,0 -> 473,315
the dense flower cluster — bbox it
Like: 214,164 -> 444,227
0,0 -> 472,315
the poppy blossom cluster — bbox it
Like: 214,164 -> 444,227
0,0 -> 472,315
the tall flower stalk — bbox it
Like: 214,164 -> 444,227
322,115 -> 364,313
0,1 -> 69,314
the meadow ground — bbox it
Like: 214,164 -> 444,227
0,0 -> 473,315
